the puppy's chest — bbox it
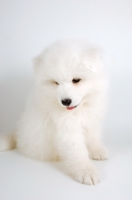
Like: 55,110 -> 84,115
75,108 -> 92,129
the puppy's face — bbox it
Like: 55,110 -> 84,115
55,78 -> 84,110
34,41 -> 102,110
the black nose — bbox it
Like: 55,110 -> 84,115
61,99 -> 72,106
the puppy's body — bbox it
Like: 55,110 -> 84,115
0,40 -> 108,185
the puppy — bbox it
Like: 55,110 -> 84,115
0,40 -> 108,185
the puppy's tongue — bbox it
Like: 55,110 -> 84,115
67,106 -> 75,110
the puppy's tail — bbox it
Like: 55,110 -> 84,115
0,133 -> 15,151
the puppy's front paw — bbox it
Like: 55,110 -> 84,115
90,146 -> 108,160
72,165 -> 99,185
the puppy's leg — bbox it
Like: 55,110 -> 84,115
87,130 -> 108,160
56,122 -> 99,185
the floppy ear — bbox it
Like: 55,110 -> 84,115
82,48 -> 103,73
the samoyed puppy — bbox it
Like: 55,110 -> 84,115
0,40 -> 108,185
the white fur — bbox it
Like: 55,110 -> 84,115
0,40 -> 108,185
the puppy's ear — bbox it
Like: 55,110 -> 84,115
83,48 -> 103,73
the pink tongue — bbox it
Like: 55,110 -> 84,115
67,106 -> 75,110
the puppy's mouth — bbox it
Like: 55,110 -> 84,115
66,105 -> 77,110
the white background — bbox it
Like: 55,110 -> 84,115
0,0 -> 132,199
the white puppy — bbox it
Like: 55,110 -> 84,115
0,40 -> 108,185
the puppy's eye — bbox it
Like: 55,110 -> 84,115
52,80 -> 59,85
72,79 -> 81,84
55,81 -> 59,85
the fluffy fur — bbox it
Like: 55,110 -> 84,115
0,40 -> 108,185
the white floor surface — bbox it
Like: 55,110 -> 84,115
0,139 -> 132,200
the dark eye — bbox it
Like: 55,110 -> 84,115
55,81 -> 59,85
72,78 -> 81,84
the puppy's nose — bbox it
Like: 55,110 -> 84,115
61,99 -> 72,106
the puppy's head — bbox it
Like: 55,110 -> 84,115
34,40 -> 104,111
